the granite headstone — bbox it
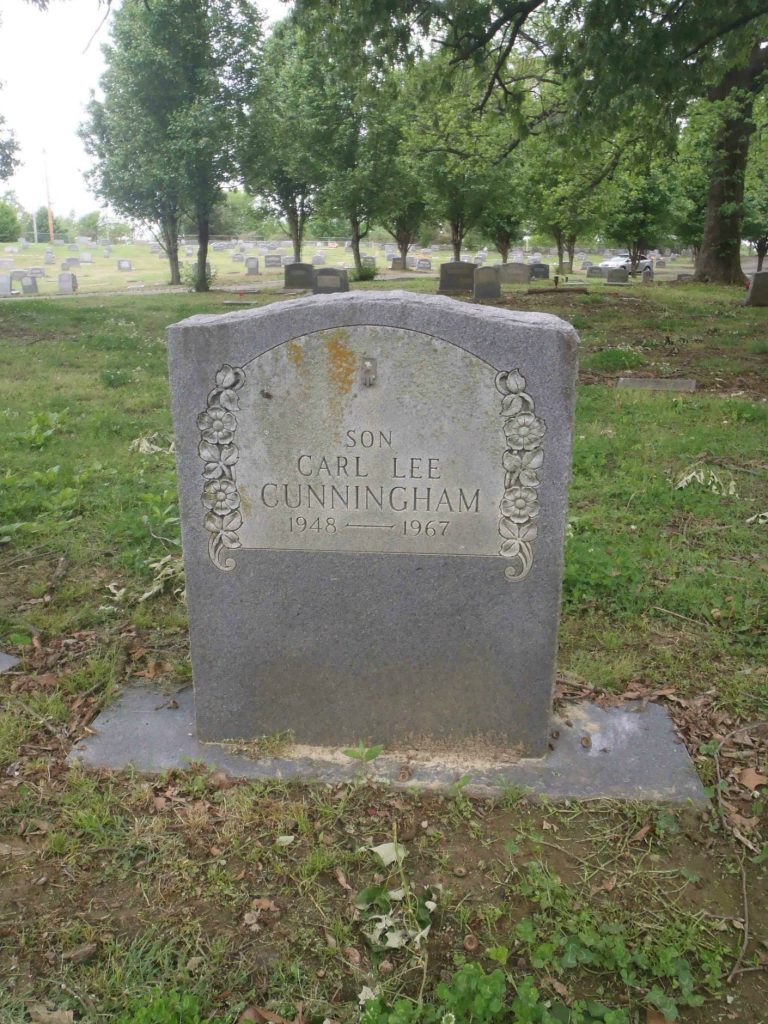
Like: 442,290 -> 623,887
285,263 -> 315,289
745,270 -> 768,307
473,266 -> 501,300
313,268 -> 349,293
167,292 -> 578,754
438,261 -> 476,295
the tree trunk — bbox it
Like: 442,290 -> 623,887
350,214 -> 363,273
756,237 -> 767,272
495,228 -> 511,263
397,238 -> 410,267
554,230 -> 565,273
695,44 -> 768,285
161,216 -> 181,286
566,233 -> 577,271
451,218 -> 464,261
286,205 -> 301,263
195,214 -> 210,293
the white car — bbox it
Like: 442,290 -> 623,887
599,253 -> 653,272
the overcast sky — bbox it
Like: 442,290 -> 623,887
0,0 -> 291,220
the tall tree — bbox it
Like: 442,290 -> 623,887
600,163 -> 672,270
240,21 -> 324,263
83,0 -> 262,289
743,95 -> 768,270
296,0 -> 768,284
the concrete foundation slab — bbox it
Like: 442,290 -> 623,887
69,686 -> 705,803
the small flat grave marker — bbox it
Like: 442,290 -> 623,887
117,259 -> 132,271
618,377 -> 696,392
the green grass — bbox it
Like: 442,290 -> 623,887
0,283 -> 766,1022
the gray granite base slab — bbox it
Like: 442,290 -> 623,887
0,652 -> 20,673
69,686 -> 705,803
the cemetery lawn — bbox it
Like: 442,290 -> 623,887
0,284 -> 766,1024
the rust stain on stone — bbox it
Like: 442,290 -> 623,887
325,330 -> 356,397
287,341 -> 304,371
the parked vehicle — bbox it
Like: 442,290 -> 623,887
599,253 -> 653,272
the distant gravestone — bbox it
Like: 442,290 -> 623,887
245,257 -> 260,275
284,263 -> 315,289
499,263 -> 531,285
265,255 -> 282,269
44,252 -> 56,265
676,273 -> 695,283
473,266 -> 501,300
313,267 -> 349,293
605,268 -> 629,283
416,258 -> 432,271
390,258 -> 405,271
311,253 -> 326,266
68,243 -> 78,252
745,271 -> 768,307
586,266 -> 605,279
406,255 -> 417,269
63,258 -> 80,268
655,259 -> 665,269
185,247 -> 195,258
21,275 -> 38,295
117,259 -> 132,271
0,275 -> 11,296
362,256 -> 376,268
81,252 -> 93,263
530,263 -> 550,280
166,292 -> 579,753
10,270 -> 26,283
28,267 -> 45,278
58,272 -> 77,294
231,252 -> 244,262
580,261 -> 593,271
642,267 -> 654,285
438,261 -> 476,295
618,378 -> 696,392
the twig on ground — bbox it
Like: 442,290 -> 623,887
727,857 -> 750,985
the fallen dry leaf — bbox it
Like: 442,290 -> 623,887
590,874 -> 618,896
209,769 -> 237,790
251,897 -> 279,913
630,824 -> 651,843
61,941 -> 98,965
343,946 -> 361,965
27,1006 -> 74,1024
739,767 -> 767,791
334,866 -> 352,891
238,1009 -> 290,1024
646,1010 -> 674,1024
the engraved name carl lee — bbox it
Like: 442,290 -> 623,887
197,363 -> 544,579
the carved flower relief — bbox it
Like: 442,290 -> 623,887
202,478 -> 241,516
499,520 -> 538,558
502,448 -> 544,488
199,441 -> 238,480
500,486 -> 540,523
504,412 -> 546,451
198,406 -> 237,444
495,369 -> 526,394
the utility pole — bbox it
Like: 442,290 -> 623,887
42,149 -> 55,244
